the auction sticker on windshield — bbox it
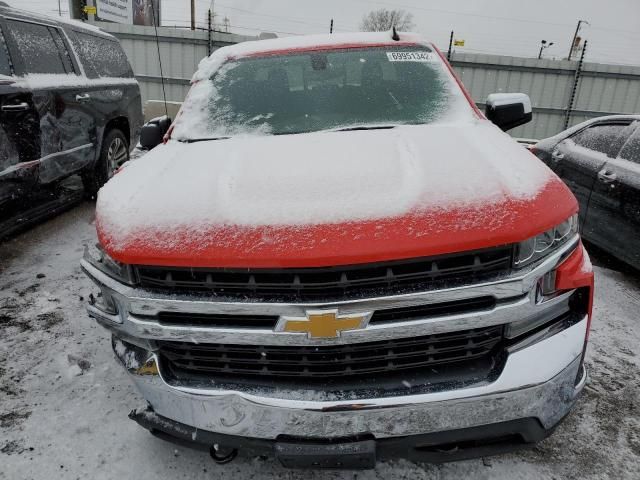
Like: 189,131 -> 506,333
386,51 -> 434,62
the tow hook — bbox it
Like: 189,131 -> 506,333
210,444 -> 238,464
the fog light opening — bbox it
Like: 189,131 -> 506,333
88,288 -> 118,315
536,270 -> 558,303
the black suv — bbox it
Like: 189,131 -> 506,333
0,3 -> 142,206
533,115 -> 640,270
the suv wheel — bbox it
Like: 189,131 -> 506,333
83,129 -> 129,197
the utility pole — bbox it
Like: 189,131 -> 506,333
330,18 -> 333,34
447,31 -> 454,61
86,0 -> 95,23
190,0 -> 195,30
207,9 -> 212,55
58,0 -> 61,16
568,20 -> 589,60
564,40 -> 587,129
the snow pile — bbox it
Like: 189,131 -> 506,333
97,121 -> 553,244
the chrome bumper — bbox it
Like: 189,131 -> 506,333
80,237 -> 579,347
114,317 -> 587,439
81,237 -> 588,440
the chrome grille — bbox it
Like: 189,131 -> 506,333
149,296 -> 496,329
158,325 -> 504,382
134,246 -> 513,301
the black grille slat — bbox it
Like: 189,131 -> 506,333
370,296 -> 496,324
155,312 -> 278,328
134,247 -> 513,301
158,326 -> 503,381
160,336 -> 500,366
160,331 -> 501,359
162,343 -> 496,368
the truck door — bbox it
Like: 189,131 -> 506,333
585,122 -> 640,269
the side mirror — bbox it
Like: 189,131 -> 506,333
485,93 -> 532,131
140,115 -> 172,150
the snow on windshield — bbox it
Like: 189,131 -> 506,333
171,40 -> 475,140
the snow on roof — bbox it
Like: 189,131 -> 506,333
57,17 -> 111,36
193,31 -> 426,81
0,3 -> 110,37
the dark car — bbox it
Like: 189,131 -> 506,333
533,115 -> 640,270
0,2 -> 142,207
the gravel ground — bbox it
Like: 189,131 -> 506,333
1,202 -> 639,480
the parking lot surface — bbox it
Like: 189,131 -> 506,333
1,203 -> 639,480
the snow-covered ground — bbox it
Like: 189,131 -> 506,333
1,202 -> 639,480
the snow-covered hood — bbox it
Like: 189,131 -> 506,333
96,121 -> 577,268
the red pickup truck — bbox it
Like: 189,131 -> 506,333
82,31 -> 594,469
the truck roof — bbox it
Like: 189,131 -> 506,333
193,31 -> 428,81
228,31 -> 424,56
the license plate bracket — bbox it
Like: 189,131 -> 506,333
275,439 -> 376,469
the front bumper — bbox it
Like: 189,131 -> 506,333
130,410 -> 571,467
115,317 -> 587,441
82,238 -> 593,464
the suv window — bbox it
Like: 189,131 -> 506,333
570,123 -> 628,158
49,28 -> 75,73
6,20 -> 73,74
71,31 -> 133,78
619,127 -> 640,165
0,27 -> 11,76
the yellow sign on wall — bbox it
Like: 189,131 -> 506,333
83,5 -> 97,14
454,39 -> 465,47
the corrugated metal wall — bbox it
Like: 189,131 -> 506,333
98,22 -> 640,140
450,52 -> 640,138
95,22 -> 253,106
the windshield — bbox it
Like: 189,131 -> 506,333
172,46 -> 471,140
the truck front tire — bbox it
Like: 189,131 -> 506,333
82,128 -> 129,198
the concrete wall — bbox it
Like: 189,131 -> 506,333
97,22 -> 640,139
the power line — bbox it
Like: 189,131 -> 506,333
353,0 -> 576,27
215,3 -> 356,30
352,0 -> 640,37
162,17 -> 302,36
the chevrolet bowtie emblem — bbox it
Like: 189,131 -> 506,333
276,309 -> 373,339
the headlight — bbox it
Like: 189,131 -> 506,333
514,214 -> 578,268
84,243 -> 136,286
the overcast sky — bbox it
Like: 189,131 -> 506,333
9,0 -> 640,65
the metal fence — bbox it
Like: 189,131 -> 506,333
97,22 -> 640,139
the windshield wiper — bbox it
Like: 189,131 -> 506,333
178,136 -> 231,143
333,125 -> 398,132
272,131 -> 312,136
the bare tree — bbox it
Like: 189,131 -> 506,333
360,8 -> 415,32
